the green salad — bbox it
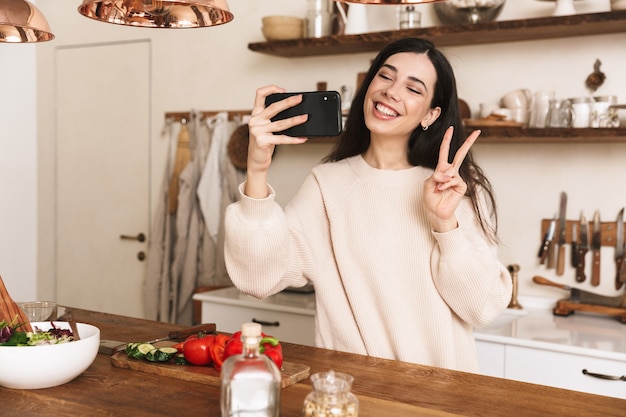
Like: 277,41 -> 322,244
0,316 -> 74,346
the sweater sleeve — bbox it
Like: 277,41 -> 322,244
223,182 -> 313,299
430,197 -> 512,328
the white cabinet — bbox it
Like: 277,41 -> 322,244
475,296 -> 626,400
505,345 -> 626,399
193,287 -> 316,346
197,289 -> 626,398
476,340 -> 505,379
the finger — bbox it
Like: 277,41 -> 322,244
269,114 -> 309,135
436,175 -> 467,193
437,126 -> 454,169
264,94 -> 304,118
252,85 -> 286,114
452,129 -> 481,168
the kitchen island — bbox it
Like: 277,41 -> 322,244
2,308 -> 624,417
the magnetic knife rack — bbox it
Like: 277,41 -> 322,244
540,218 -> 626,323
540,218 -> 625,247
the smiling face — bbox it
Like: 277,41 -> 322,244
363,52 -> 441,143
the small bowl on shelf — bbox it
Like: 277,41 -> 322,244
434,0 -> 506,25
261,15 -> 304,41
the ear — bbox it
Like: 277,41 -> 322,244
421,106 -> 441,129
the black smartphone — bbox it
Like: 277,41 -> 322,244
265,91 -> 342,137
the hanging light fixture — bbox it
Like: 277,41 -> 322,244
77,0 -> 234,28
0,0 -> 54,43
337,0 -> 443,3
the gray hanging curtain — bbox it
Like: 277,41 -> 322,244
143,111 -> 243,325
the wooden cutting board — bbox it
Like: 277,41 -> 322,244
111,351 -> 310,389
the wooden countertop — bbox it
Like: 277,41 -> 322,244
3,308 -> 624,416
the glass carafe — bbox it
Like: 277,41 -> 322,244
221,323 -> 281,417
302,370 -> 358,417
306,0 -> 333,38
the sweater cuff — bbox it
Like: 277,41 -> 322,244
237,181 -> 279,224
431,227 -> 470,258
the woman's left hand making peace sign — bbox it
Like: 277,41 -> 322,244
423,126 -> 480,233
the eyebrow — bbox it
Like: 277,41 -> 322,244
381,63 -> 428,92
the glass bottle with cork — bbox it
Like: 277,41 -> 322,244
220,322 -> 281,417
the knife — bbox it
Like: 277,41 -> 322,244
104,323 -> 217,355
556,192 -> 567,276
575,212 -> 589,283
538,216 -> 556,265
570,223 -> 578,268
615,207 -> 625,290
590,210 -> 602,287
532,276 -> 625,307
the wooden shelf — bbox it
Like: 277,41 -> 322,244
248,10 -> 626,58
310,128 -> 626,144
470,127 -> 626,144
249,11 -> 626,144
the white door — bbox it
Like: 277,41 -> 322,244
55,40 -> 151,318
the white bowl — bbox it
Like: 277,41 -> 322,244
0,321 -> 100,389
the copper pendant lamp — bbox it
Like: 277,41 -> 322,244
77,0 -> 234,28
337,0 -> 444,3
0,0 -> 54,43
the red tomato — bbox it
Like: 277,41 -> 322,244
183,333 -> 215,366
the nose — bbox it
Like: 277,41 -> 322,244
383,83 -> 400,101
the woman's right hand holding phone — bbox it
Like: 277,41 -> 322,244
245,85 -> 309,198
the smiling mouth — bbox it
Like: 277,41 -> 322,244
375,102 -> 399,117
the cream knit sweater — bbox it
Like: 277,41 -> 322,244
224,155 -> 512,373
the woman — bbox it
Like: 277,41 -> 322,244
224,38 -> 511,373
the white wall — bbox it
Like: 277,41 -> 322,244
2,0 -> 623,304
0,45 -> 38,301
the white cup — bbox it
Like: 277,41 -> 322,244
480,103 -> 499,119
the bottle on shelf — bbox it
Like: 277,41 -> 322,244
220,322 -> 281,417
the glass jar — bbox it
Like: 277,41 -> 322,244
397,5 -> 421,29
302,370 -> 358,417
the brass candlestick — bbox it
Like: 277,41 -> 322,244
507,264 -> 523,310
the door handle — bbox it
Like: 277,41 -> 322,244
120,233 -> 146,242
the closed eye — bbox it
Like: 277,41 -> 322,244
378,72 -> 393,81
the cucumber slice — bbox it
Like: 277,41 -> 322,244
175,353 -> 188,365
129,343 -> 155,359
125,342 -> 140,355
137,343 -> 156,355
158,347 -> 178,355
144,348 -> 160,362
144,346 -> 178,362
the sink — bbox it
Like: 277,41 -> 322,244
478,308 -> 528,330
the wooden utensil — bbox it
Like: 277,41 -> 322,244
65,308 -> 80,340
0,275 -> 33,332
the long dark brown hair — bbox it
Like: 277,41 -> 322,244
324,38 -> 498,242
